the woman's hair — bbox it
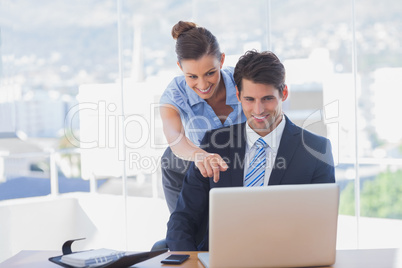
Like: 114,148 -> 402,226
171,21 -> 221,62
234,50 -> 286,97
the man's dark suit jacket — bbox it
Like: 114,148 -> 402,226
166,116 -> 335,251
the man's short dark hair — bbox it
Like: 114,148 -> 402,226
234,50 -> 286,97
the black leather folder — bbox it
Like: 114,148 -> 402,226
49,238 -> 167,268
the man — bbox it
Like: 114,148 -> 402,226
166,50 -> 335,251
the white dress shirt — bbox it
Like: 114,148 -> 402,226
243,114 -> 286,186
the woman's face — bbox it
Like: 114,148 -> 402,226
179,54 -> 225,100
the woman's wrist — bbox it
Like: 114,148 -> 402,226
191,148 -> 208,163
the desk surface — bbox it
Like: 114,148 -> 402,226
1,248 -> 401,268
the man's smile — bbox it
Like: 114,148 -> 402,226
252,114 -> 269,121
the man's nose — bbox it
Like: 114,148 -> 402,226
253,101 -> 264,114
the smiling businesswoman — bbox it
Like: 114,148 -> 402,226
159,21 -> 246,213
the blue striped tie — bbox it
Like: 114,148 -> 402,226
245,138 -> 268,187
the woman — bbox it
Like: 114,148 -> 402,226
160,21 -> 246,213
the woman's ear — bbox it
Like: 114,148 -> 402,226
220,53 -> 225,69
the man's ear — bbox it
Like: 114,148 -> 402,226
282,85 -> 289,101
236,86 -> 241,102
177,61 -> 183,71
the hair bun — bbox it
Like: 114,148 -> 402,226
171,21 -> 197,40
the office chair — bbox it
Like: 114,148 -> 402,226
150,209 -> 208,251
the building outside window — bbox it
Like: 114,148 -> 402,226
0,0 -> 401,262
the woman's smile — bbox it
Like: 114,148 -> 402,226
196,85 -> 213,94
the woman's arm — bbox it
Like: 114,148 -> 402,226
160,104 -> 227,182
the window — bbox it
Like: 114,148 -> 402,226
0,0 -> 401,262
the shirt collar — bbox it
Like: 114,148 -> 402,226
186,84 -> 204,106
245,114 -> 286,152
222,69 -> 239,105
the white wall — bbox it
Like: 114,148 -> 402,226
2,192 -> 401,263
0,193 -> 169,263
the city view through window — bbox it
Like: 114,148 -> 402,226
0,0 -> 401,261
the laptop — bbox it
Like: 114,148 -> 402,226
198,183 -> 339,268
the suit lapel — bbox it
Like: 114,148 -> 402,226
229,123 -> 247,187
269,116 -> 301,185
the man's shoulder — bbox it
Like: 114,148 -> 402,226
285,116 -> 327,139
200,123 -> 245,150
207,123 -> 244,136
299,126 -> 328,142
285,117 -> 330,150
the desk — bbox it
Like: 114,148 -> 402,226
1,249 -> 401,268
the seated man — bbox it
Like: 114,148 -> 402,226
166,50 -> 335,251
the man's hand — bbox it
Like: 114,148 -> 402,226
194,152 -> 228,183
